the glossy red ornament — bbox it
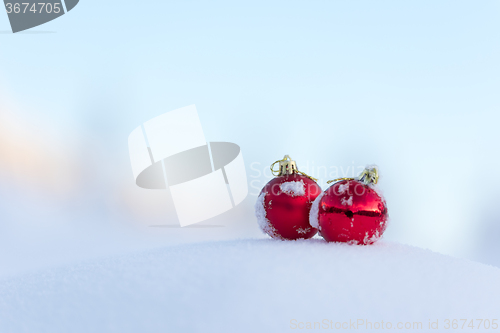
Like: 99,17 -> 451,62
311,177 -> 388,245
255,172 -> 322,240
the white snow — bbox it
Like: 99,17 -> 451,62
341,195 -> 353,206
309,191 -> 325,229
296,227 -> 311,234
363,230 -> 381,245
338,183 -> 349,194
254,192 -> 274,236
279,180 -> 305,197
0,239 -> 499,333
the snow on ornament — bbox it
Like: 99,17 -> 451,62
255,155 -> 322,240
310,165 -> 388,245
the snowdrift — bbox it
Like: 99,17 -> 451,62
0,239 -> 498,332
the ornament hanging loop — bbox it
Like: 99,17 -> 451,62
270,155 -> 318,181
326,177 -> 354,184
326,165 -> 379,185
296,170 -> 318,182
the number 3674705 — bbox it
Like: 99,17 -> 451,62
5,3 -> 62,14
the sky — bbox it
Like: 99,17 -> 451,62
0,0 -> 499,273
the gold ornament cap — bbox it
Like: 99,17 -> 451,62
271,155 -> 297,176
358,165 -> 379,185
270,155 -> 318,181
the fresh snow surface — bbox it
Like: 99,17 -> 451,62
0,240 -> 498,333
279,180 -> 305,196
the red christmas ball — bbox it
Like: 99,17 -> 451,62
255,173 -> 322,240
310,179 -> 388,245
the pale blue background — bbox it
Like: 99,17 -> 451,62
0,0 -> 499,275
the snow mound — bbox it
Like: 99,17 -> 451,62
279,180 -> 305,196
0,240 -> 499,333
